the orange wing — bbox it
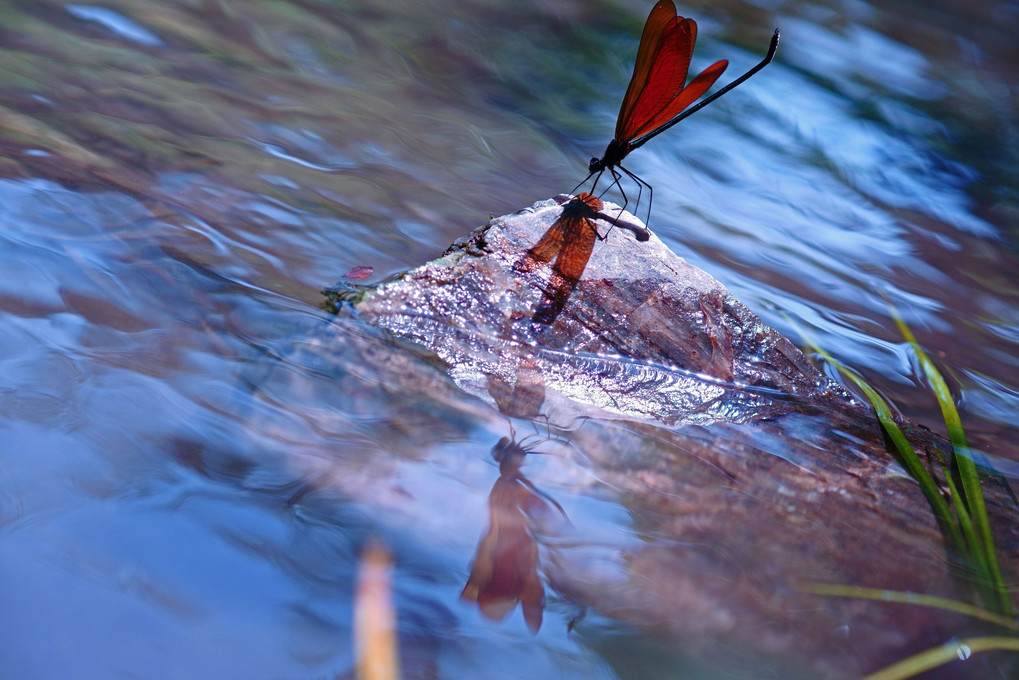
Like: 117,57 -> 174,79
517,193 -> 602,327
532,210 -> 597,326
514,220 -> 566,274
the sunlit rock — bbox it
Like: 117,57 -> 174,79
351,195 -> 849,428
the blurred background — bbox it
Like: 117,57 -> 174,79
0,0 -> 1016,678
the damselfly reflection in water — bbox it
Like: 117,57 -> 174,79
577,0 -> 779,227
461,426 -> 570,633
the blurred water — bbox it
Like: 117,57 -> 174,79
1,0 -> 1017,678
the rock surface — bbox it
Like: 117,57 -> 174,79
352,195 -> 850,428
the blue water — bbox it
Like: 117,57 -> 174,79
1,0 -> 1016,678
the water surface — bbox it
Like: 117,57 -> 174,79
1,0 -> 1017,678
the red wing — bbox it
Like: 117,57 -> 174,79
615,0 -> 678,138
531,215 -> 596,327
551,215 -> 597,289
513,193 -> 599,277
531,194 -> 600,327
550,193 -> 599,287
617,17 -> 698,142
573,191 -> 603,213
630,58 -> 728,141
513,220 -> 565,273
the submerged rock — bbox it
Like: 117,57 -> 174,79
307,197 -> 1018,679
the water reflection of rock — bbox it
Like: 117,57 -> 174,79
461,430 -> 569,633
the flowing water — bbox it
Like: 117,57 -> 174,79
1,0 -> 1017,678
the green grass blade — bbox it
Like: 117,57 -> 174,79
889,307 -> 1010,615
797,582 -> 1019,630
890,311 -> 975,485
798,337 -> 964,551
934,462 -> 1007,611
861,636 -> 1019,680
795,318 -> 1013,617
938,464 -> 984,564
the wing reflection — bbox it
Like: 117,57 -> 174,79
461,429 -> 568,632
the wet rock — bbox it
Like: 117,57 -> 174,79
351,195 -> 850,427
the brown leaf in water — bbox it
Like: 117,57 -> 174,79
345,265 -> 375,279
